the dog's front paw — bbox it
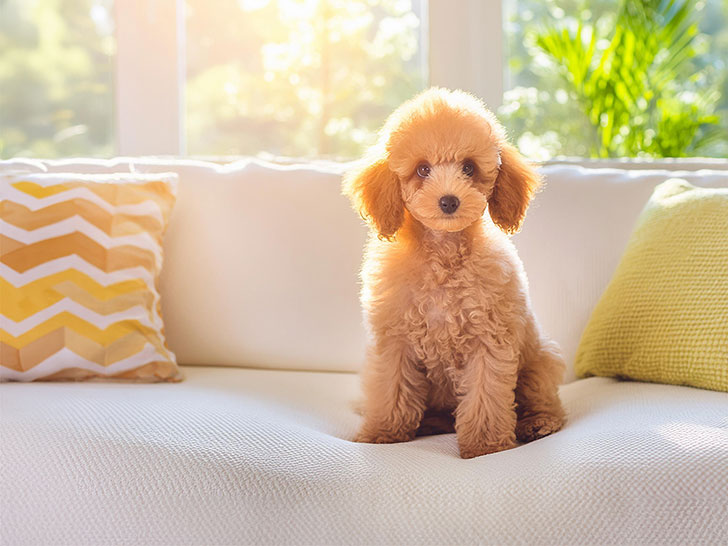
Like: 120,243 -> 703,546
458,438 -> 517,459
516,413 -> 565,443
355,427 -> 414,444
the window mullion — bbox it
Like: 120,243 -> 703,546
114,0 -> 183,156
427,0 -> 503,110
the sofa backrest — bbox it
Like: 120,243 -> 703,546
3,157 -> 727,381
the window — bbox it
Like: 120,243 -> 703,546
0,0 -> 115,158
0,0 -> 725,160
502,0 -> 728,160
186,0 -> 427,158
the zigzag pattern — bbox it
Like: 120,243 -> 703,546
1,275 -> 156,321
2,200 -> 162,235
0,171 -> 180,382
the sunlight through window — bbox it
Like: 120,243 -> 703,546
185,0 -> 427,159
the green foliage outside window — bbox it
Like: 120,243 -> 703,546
501,0 -> 728,159
0,0 -> 726,160
0,0 -> 114,159
186,0 -> 426,158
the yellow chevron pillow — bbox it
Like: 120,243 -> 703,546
576,179 -> 728,392
0,171 -> 181,382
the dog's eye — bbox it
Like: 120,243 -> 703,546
416,163 -> 431,178
462,160 -> 475,177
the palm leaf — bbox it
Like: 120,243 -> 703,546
532,0 -> 720,158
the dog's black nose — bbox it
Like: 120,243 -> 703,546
439,195 -> 460,214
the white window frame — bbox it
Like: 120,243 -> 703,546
114,0 -> 503,156
427,0 -> 503,111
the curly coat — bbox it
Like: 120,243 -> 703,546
344,88 -> 565,458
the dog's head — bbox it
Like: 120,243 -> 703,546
344,88 -> 541,239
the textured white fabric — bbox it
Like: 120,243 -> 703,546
2,158 -> 727,379
2,366 -> 727,545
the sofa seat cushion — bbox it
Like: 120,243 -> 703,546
2,367 -> 727,545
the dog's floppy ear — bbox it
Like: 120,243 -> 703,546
488,143 -> 542,234
344,155 -> 404,240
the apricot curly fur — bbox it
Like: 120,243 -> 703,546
344,88 -> 566,458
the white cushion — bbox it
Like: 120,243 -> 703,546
2,158 -> 727,378
2,368 -> 727,544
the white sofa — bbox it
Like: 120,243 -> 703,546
2,157 -> 727,545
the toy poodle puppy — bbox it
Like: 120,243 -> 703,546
344,88 -> 565,459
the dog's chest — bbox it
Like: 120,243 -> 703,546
406,253 -> 490,369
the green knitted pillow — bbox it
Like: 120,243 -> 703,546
575,179 -> 728,392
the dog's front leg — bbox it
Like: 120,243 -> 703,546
455,346 -> 519,458
356,338 -> 428,444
